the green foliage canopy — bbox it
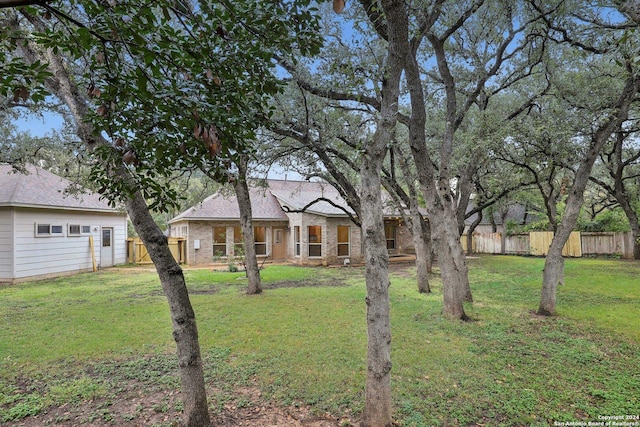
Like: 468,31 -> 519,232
4,0 -> 323,211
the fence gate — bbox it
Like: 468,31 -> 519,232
127,238 -> 186,264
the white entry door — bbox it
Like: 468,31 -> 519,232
101,228 -> 114,267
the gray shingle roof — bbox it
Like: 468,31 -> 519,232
169,179 -> 417,223
0,164 -> 117,212
170,183 -> 290,222
267,179 -> 355,216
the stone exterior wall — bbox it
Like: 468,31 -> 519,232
188,221 -> 214,265
324,217 -> 363,264
282,211 -> 363,265
284,212 -> 326,265
178,220 -> 291,265
381,218 -> 414,254
394,220 -> 414,254
173,216 -> 413,266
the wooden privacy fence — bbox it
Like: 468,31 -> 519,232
580,232 -> 634,257
530,231 -> 582,257
462,231 -> 635,259
462,232 -> 531,255
127,237 -> 187,264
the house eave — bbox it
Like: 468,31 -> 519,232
0,202 -> 123,214
169,216 -> 288,223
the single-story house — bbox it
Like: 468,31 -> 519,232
168,179 -> 414,265
0,164 -> 128,283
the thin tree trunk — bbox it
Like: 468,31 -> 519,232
539,74 -> 640,315
359,1 -> 406,424
422,218 -> 434,273
591,132 -> 640,260
233,154 -> 261,294
404,30 -> 470,319
466,210 -> 483,256
612,140 -> 640,260
616,188 -> 640,260
361,157 -> 393,427
435,208 -> 472,317
455,171 -> 474,236
411,209 -> 431,293
383,173 -> 431,293
126,189 -> 210,426
500,209 -> 508,255
14,17 -> 211,423
394,147 -> 432,287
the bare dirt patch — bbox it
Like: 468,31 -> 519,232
211,386 -> 348,426
5,381 -> 353,427
388,261 -> 420,277
262,279 -> 348,290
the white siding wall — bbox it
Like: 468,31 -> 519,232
0,209 -> 14,281
112,215 -> 128,264
12,208 -> 127,280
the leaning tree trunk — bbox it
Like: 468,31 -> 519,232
126,189 -> 210,426
539,74 -> 640,315
624,209 -> 640,260
613,172 -> 640,260
15,22 -> 212,424
233,154 -> 261,294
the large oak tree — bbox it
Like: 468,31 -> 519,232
1,1 -> 322,424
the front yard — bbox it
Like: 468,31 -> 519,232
1,257 -> 638,426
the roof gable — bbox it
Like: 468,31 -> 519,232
170,184 -> 289,222
267,179 -> 355,216
0,164 -> 117,213
169,179 -> 418,223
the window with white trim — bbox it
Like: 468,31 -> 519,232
385,222 -> 396,250
337,225 -> 350,257
254,226 -> 267,256
213,226 -> 227,256
294,226 -> 300,256
233,226 -> 243,255
308,225 -> 322,257
35,223 -> 64,237
68,224 -> 81,236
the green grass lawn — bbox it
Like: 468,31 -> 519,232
1,257 -> 638,426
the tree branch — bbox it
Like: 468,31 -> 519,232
276,56 -> 411,126
357,0 -> 388,40
0,0 -> 49,8
281,197 -> 361,227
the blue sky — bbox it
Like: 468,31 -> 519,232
13,110 -> 65,137
12,107 -> 303,180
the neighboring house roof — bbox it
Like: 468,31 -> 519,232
169,183 -> 290,222
0,164 -> 118,213
464,203 -> 539,226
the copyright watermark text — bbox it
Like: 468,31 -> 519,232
553,415 -> 640,427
